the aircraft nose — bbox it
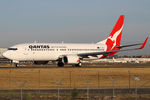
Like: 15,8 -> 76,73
2,51 -> 11,59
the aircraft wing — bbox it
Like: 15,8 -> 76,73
78,37 -> 148,57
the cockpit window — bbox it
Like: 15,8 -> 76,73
8,48 -> 18,50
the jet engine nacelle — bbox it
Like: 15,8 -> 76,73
63,55 -> 80,64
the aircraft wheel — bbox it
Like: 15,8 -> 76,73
57,62 -> 64,67
15,63 -> 19,68
74,62 -> 82,67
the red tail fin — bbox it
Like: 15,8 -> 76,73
106,15 -> 124,51
97,15 -> 124,51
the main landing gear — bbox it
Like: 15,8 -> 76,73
73,62 -> 82,67
57,61 -> 82,67
57,61 -> 64,67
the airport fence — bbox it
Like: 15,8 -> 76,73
0,68 -> 149,89
0,68 -> 149,100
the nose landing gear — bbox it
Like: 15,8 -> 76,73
14,63 -> 19,67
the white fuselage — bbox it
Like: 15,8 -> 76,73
3,43 -> 107,62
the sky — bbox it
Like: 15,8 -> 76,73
0,0 -> 149,55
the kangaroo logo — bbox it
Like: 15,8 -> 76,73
106,26 -> 123,50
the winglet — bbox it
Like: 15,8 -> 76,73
139,37 -> 149,49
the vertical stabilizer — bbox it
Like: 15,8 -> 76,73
97,15 -> 124,51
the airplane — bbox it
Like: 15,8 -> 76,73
2,15 -> 149,67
